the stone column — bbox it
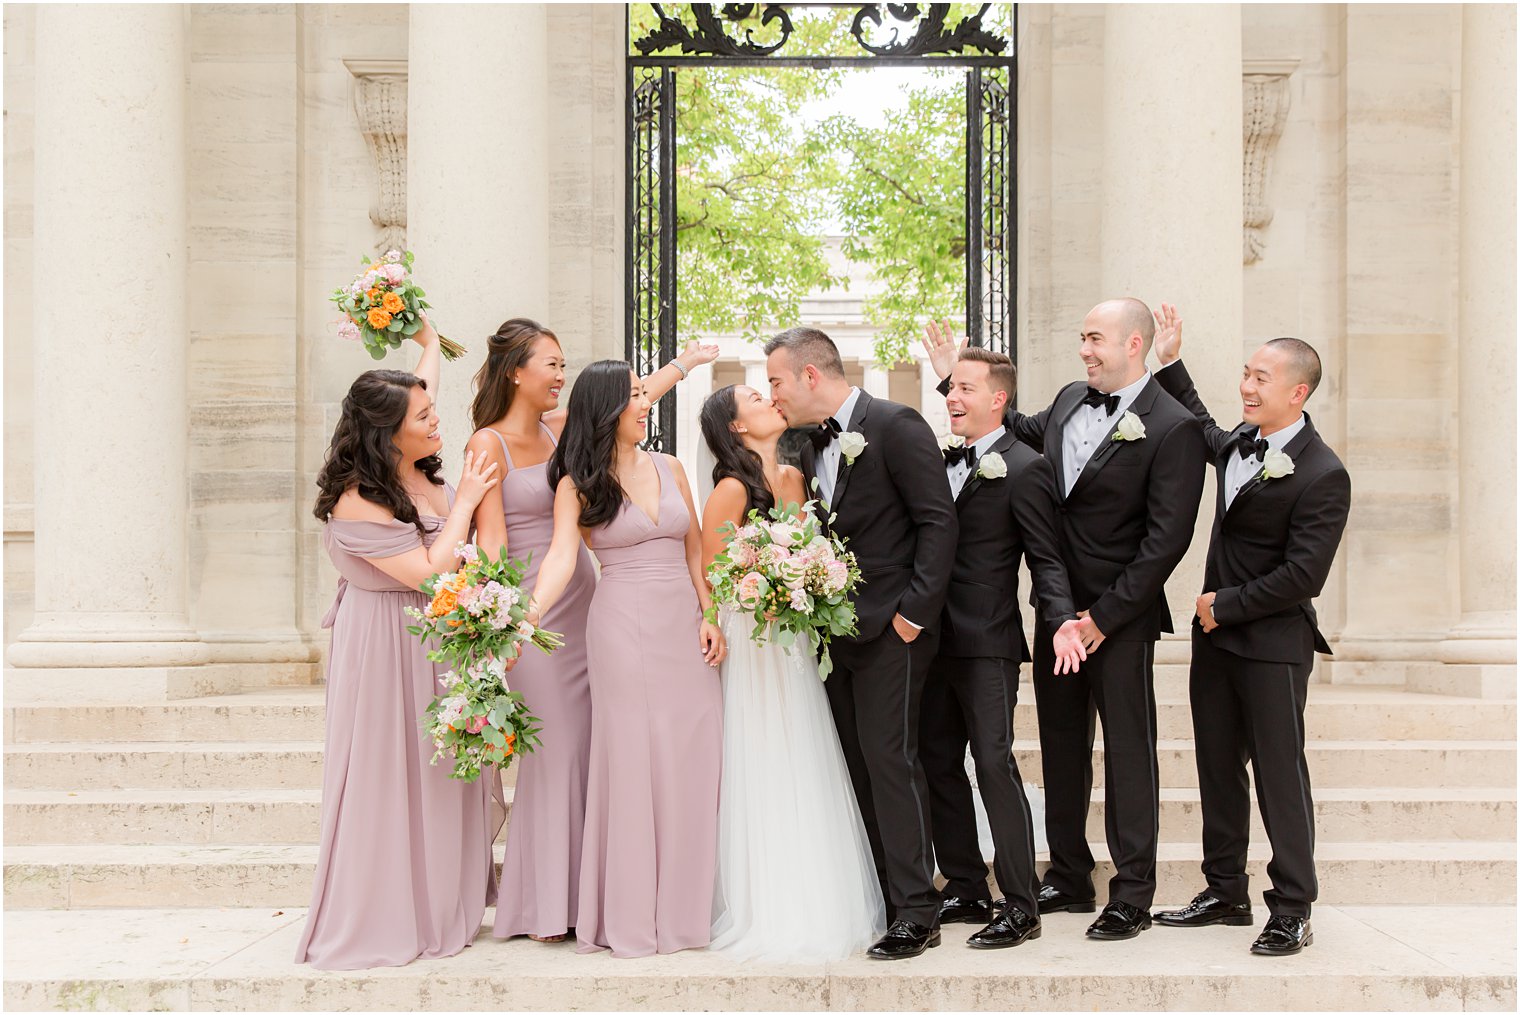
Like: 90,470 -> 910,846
918,358 -> 952,438
1426,4 -> 1517,696
7,5 -> 206,694
743,357 -> 770,394
408,3 -> 549,470
1100,4 -> 1242,650
862,364 -> 890,400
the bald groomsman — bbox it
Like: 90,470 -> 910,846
1148,305 -> 1351,956
926,300 -> 1207,942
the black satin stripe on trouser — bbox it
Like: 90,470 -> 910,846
921,655 -> 1041,919
1032,635 -> 1160,910
1189,631 -> 1318,918
826,632 -> 941,927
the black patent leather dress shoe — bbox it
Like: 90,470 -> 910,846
1251,915 -> 1313,955
1037,883 -> 1098,915
866,919 -> 942,960
1086,900 -> 1153,940
967,904 -> 1042,949
1154,891 -> 1254,928
939,896 -> 994,924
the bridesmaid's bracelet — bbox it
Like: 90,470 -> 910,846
670,358 -> 689,379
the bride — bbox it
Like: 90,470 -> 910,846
697,384 -> 886,963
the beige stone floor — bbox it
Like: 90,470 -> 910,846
4,903 -> 1514,1011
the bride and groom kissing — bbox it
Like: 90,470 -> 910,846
701,326 -> 1087,962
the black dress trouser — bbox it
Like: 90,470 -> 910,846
1189,629 -> 1318,918
920,654 -> 1041,919
1032,633 -> 1160,909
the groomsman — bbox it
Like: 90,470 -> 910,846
921,347 -> 1087,949
926,299 -> 1206,941
1148,306 -> 1351,956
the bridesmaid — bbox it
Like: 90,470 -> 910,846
464,321 -> 714,944
297,321 -> 504,970
530,359 -> 726,958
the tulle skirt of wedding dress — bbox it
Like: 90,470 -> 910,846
710,610 -> 887,963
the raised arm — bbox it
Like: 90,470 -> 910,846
1150,303 -> 1235,457
1086,418 -> 1208,637
884,410 -> 958,630
923,319 -> 1048,449
643,341 -> 720,405
668,456 -> 725,665
411,313 -> 442,398
1210,467 -> 1351,625
529,477 -> 590,619
352,450 -> 499,589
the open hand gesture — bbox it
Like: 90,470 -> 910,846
921,320 -> 967,381
1152,303 -> 1182,366
455,449 -> 501,509
1051,618 -> 1088,675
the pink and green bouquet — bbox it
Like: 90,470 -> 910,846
405,543 -> 564,672
423,656 -> 542,781
705,502 -> 862,679
330,249 -> 467,361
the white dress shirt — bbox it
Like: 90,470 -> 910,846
815,386 -> 862,507
945,426 -> 1007,499
1223,414 -> 1305,510
1061,372 -> 1152,496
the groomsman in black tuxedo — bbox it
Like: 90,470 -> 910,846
765,327 -> 958,960
1148,306 -> 1350,956
921,347 -> 1088,950
925,299 -> 1206,940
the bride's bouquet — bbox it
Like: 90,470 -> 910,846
424,656 -> 542,781
405,543 -> 565,671
330,249 -> 467,361
706,502 -> 862,679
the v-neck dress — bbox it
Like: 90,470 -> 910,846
574,453 -> 723,957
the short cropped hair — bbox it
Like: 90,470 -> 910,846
958,346 -> 1017,400
1264,336 -> 1323,398
1113,297 -> 1156,355
762,327 -> 845,378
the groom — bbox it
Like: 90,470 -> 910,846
765,327 -> 958,960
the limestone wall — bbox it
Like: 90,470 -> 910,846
1,4 -> 1508,682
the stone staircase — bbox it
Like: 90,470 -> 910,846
4,662 -> 1516,1010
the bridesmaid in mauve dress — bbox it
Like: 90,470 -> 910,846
464,320 -> 717,943
530,359 -> 727,958
296,324 -> 504,970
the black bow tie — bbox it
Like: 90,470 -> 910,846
1081,387 -> 1120,415
807,417 -> 842,453
1236,432 -> 1270,461
943,444 -> 978,470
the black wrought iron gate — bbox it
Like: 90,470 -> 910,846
627,3 -> 1017,451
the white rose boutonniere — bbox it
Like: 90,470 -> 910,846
975,452 -> 1008,480
837,431 -> 867,464
1112,411 -> 1146,442
1261,448 -> 1295,480
939,433 -> 965,452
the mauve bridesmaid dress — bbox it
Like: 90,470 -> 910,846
295,488 -> 503,970
575,452 -> 724,957
480,424 -> 597,941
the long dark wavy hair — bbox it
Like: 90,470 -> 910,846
313,369 -> 443,537
699,385 -> 774,516
546,359 -> 635,528
470,318 -> 560,431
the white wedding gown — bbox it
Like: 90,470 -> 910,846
709,605 -> 886,963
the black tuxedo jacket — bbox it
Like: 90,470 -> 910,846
1155,361 -> 1351,665
1000,375 -> 1207,642
800,390 -> 958,644
938,433 -> 1078,662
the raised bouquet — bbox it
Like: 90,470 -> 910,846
331,249 -> 467,361
705,502 -> 862,679
405,543 -> 564,780
424,656 -> 542,781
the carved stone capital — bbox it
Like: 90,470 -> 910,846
1242,59 -> 1299,264
343,58 -> 408,255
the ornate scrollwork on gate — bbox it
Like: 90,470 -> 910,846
627,67 -> 678,452
851,3 -> 1006,58
967,67 -> 1011,357
635,3 -> 794,57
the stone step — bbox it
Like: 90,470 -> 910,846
6,785 -> 1511,847
5,840 -> 1514,911
6,685 -> 1514,744
7,737 -> 1511,791
3,904 -> 1513,1010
